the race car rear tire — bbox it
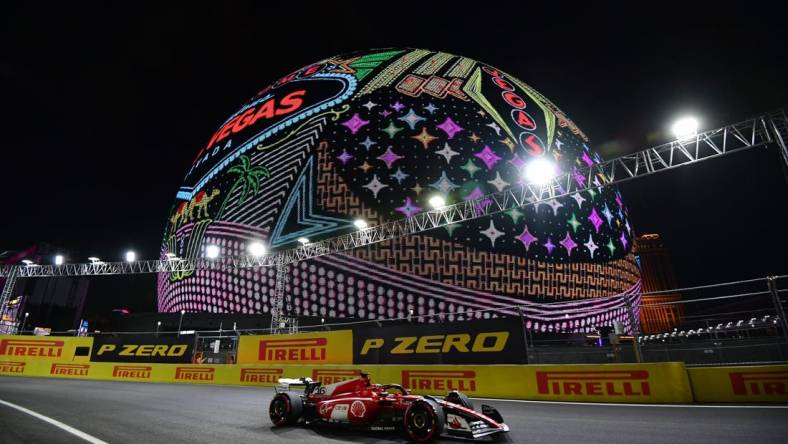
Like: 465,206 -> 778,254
404,399 -> 445,442
269,392 -> 303,426
444,390 -> 475,411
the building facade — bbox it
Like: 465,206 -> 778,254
635,233 -> 683,333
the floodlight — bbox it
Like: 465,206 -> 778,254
205,245 -> 220,259
524,157 -> 557,185
671,116 -> 699,139
248,241 -> 266,257
428,195 -> 446,209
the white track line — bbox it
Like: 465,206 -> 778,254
0,398 -> 108,443
471,397 -> 788,409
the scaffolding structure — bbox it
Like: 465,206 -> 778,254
1,110 -> 786,333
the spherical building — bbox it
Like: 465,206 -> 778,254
158,48 -> 640,333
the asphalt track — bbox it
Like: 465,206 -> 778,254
1,377 -> 786,443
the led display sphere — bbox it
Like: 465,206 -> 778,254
159,49 -> 641,333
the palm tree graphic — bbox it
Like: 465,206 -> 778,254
217,155 -> 271,218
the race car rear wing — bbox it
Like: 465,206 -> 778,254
275,377 -> 312,392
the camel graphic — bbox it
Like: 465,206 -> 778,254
190,188 -> 220,220
169,189 -> 220,228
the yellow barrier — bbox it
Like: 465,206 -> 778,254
4,334 -> 785,404
0,358 -> 692,403
0,335 -> 93,362
237,330 -> 353,364
688,365 -> 788,402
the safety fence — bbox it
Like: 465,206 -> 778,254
1,335 -> 786,404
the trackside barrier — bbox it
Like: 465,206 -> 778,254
688,365 -> 788,403
237,330 -> 353,365
0,358 -> 692,404
1,335 -> 783,403
0,335 -> 92,362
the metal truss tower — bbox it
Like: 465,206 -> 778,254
1,110 -> 786,332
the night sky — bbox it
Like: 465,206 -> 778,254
2,3 -> 787,317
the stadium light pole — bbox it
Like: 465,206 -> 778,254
177,310 -> 185,337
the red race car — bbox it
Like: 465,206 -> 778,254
269,372 -> 509,442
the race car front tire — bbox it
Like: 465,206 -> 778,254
404,399 -> 445,442
269,392 -> 303,426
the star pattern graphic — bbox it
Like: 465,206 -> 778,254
398,108 -> 426,130
381,121 -> 403,139
506,208 -> 524,224
358,161 -> 373,173
396,196 -> 421,218
435,143 -> 460,163
508,153 -> 526,170
602,203 -> 615,225
429,171 -> 459,195
606,239 -> 616,255
567,213 -> 582,232
581,151 -> 594,167
411,127 -> 438,149
359,136 -> 377,151
619,232 -> 629,249
486,121 -> 501,135
377,146 -> 403,169
315,76 -> 634,268
460,159 -> 482,177
571,192 -> 586,207
480,220 -> 504,247
545,198 -> 563,215
517,225 -> 538,251
474,145 -> 502,169
436,117 -> 464,139
499,137 -> 515,152
585,235 -> 599,257
487,172 -> 510,192
363,175 -> 388,198
560,233 -> 577,256
390,168 -> 409,184
336,149 -> 353,165
341,113 -> 369,134
544,237 -> 556,254
588,208 -> 604,233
